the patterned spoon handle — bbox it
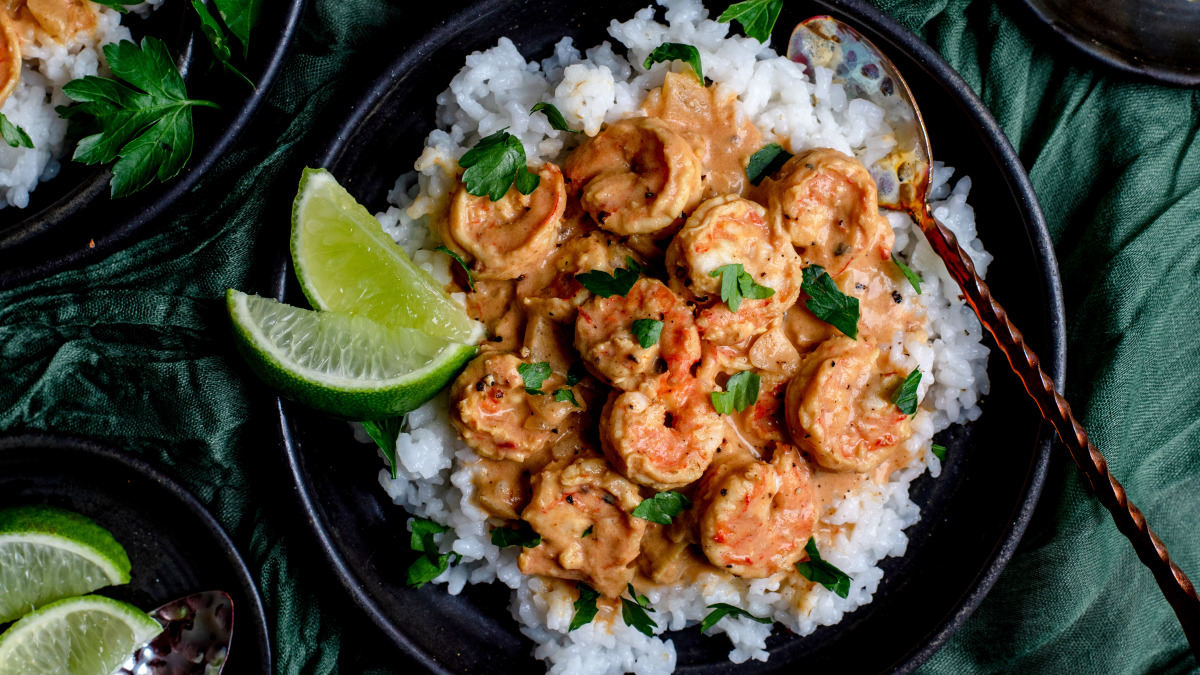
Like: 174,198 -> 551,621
916,204 -> 1200,655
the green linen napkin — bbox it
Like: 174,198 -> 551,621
0,0 -> 1196,672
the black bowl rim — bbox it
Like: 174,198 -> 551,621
277,0 -> 1068,671
1018,0 -> 1200,88
0,430 -> 274,673
0,0 -> 309,289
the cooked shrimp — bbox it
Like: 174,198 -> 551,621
574,277 -> 700,390
518,456 -> 647,597
693,444 -> 817,578
600,380 -> 722,490
24,0 -> 95,42
0,11 -> 20,107
784,336 -> 914,472
517,231 -> 639,323
449,352 -> 570,462
443,162 -> 566,280
734,371 -> 790,447
563,116 -> 703,236
665,195 -> 802,344
754,148 -> 894,275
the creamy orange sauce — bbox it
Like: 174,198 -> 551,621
0,0 -> 99,107
441,74 -> 926,606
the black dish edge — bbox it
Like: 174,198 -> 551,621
0,430 -> 273,673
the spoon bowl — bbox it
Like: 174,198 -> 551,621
116,591 -> 234,675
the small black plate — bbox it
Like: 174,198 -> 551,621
0,432 -> 272,673
1020,0 -> 1200,87
273,0 -> 1068,672
0,0 -> 307,289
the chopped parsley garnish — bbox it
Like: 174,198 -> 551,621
576,256 -> 643,297
360,417 -> 404,479
189,0 -> 252,87
0,113 -> 33,149
581,525 -> 594,538
717,0 -> 784,43
800,265 -> 860,339
643,42 -> 704,83
710,263 -> 775,312
569,583 -> 601,631
795,538 -> 851,598
745,142 -> 792,185
530,102 -> 581,134
458,128 -> 539,201
490,521 -> 542,548
931,443 -> 947,461
700,603 -> 773,633
631,491 -> 692,525
517,361 -> 553,395
711,370 -> 761,415
210,0 -> 260,59
553,388 -> 580,407
892,253 -> 922,294
620,583 -> 658,637
57,37 -> 220,198
87,0 -> 139,12
631,318 -> 664,349
406,517 -> 460,588
566,361 -> 588,386
890,369 -> 921,416
435,245 -> 475,290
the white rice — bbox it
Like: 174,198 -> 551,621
366,1 -> 992,672
0,1 -> 162,209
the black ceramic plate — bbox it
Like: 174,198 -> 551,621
1019,0 -> 1200,87
274,0 -> 1067,672
0,0 -> 307,289
0,432 -> 272,673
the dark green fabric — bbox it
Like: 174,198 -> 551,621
0,0 -> 1197,672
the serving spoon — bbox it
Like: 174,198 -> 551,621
114,591 -> 234,675
788,16 -> 1200,653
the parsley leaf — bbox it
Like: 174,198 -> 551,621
892,253 -> 922,294
890,369 -> 921,416
800,265 -> 860,339
745,142 -> 792,185
458,128 -> 539,201
566,361 -> 588,386
581,525 -> 593,538
435,245 -> 475,290
631,318 -> 664,349
717,0 -> 784,43
575,256 -> 643,297
0,113 -> 33,149
490,521 -> 542,548
530,102 -> 581,134
643,42 -> 704,83
189,0 -> 253,87
406,517 -> 459,588
553,388 -> 580,407
711,370 -> 761,415
710,263 -> 775,312
212,0 -> 262,59
931,443 -> 947,461
569,583 -> 601,631
620,583 -> 658,636
700,603 -> 773,633
88,0 -> 138,12
517,361 -> 552,395
57,37 -> 220,198
632,491 -> 692,525
795,538 -> 851,598
360,417 -> 403,479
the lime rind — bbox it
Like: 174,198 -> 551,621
228,289 -> 477,420
0,595 -> 161,675
290,167 -> 483,345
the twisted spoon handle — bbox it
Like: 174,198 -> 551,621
916,205 -> 1200,655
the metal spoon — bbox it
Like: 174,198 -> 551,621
114,591 -> 234,675
788,15 -> 1200,653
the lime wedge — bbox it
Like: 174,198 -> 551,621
0,506 -> 131,625
291,167 -> 483,345
227,289 -> 477,419
0,595 -> 160,675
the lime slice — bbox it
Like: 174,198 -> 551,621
291,167 -> 483,344
0,595 -> 160,675
228,289 -> 477,419
0,506 -> 131,625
